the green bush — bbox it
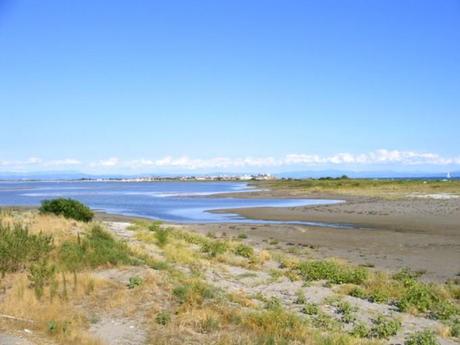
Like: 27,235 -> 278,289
370,315 -> 401,339
39,198 -> 94,222
297,260 -> 368,285
405,330 -> 439,345
349,286 -> 367,299
155,311 -> 171,325
0,222 -> 53,276
336,301 -> 357,323
201,240 -> 228,257
396,278 -> 457,319
234,243 -> 254,258
127,276 -> 143,289
350,322 -> 370,338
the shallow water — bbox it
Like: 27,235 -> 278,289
0,181 -> 345,225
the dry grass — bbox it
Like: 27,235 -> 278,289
0,273 -> 106,345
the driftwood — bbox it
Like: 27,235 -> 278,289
0,313 -> 34,323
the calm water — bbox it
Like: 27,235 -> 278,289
0,181 -> 344,225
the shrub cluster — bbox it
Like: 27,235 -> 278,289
394,270 -> 458,320
39,198 -> 94,222
296,260 -> 368,285
405,330 -> 439,345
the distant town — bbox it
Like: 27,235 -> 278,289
79,173 -> 277,182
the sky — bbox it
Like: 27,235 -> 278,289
0,0 -> 459,174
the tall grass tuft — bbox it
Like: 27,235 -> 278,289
0,222 -> 53,276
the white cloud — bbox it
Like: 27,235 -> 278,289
2,150 -> 460,172
43,159 -> 81,166
91,157 -> 120,167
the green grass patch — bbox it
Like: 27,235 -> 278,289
296,260 -> 368,285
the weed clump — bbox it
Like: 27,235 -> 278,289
39,198 -> 94,222
173,280 -> 217,305
201,240 -> 228,257
297,260 -> 368,285
301,303 -> 319,315
404,330 -> 439,345
370,315 -> 401,339
394,270 -> 458,319
127,276 -> 143,289
155,311 -> 171,325
234,243 -> 254,258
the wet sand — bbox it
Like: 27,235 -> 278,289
207,193 -> 460,282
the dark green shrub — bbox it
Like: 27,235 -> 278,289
405,330 -> 439,345
39,198 -> 94,222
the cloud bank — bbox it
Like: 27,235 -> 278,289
1,150 -> 460,172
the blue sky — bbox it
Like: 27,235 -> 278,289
1,0 -> 459,173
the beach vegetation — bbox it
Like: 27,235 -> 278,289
370,315 -> 401,339
39,198 -> 94,222
405,330 -> 439,345
234,243 -> 254,258
0,222 -> 53,276
296,259 -> 368,285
